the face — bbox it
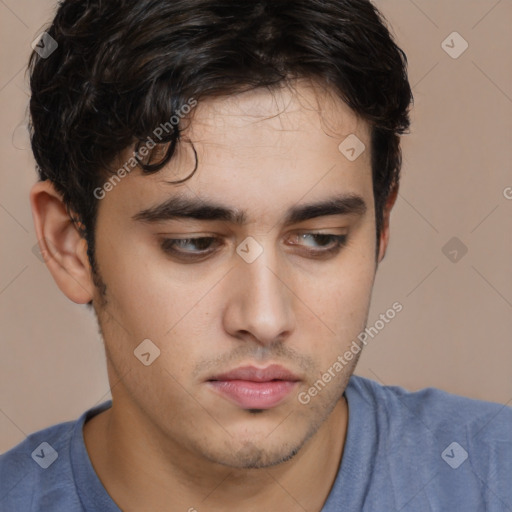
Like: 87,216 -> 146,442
92,80 -> 378,469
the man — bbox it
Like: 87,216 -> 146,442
1,0 -> 511,510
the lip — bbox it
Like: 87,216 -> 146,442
210,364 -> 300,382
207,365 -> 300,410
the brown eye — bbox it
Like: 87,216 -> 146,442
286,233 -> 348,259
160,237 -> 221,259
290,233 -> 347,249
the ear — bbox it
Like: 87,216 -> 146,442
377,182 -> 399,264
30,180 -> 94,304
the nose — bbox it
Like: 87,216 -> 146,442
222,248 -> 296,346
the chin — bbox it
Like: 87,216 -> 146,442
200,419 -> 319,469
210,440 -> 302,469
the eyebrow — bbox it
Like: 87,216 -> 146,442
132,193 -> 367,226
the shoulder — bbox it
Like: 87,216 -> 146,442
348,374 -> 512,439
0,419 -> 82,511
346,375 -> 512,510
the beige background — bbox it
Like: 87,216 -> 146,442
1,0 -> 511,453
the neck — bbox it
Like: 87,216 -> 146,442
83,396 -> 348,512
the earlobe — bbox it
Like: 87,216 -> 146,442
377,182 -> 399,263
30,180 -> 94,304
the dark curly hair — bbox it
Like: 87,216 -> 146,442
29,0 -> 413,278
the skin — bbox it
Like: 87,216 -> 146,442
30,79 -> 397,512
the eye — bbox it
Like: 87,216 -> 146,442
287,233 -> 347,257
160,237 -> 220,260
159,232 -> 348,263
293,233 -> 345,248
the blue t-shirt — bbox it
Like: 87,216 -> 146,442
1,375 -> 511,511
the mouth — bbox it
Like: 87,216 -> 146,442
206,365 -> 300,410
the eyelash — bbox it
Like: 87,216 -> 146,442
159,233 -> 348,261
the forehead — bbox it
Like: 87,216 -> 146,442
186,79 -> 368,154
104,79 -> 373,223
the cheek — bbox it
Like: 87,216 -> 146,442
293,236 -> 376,359
95,237 -> 225,377
95,229 -> 196,338
323,258 -> 375,327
